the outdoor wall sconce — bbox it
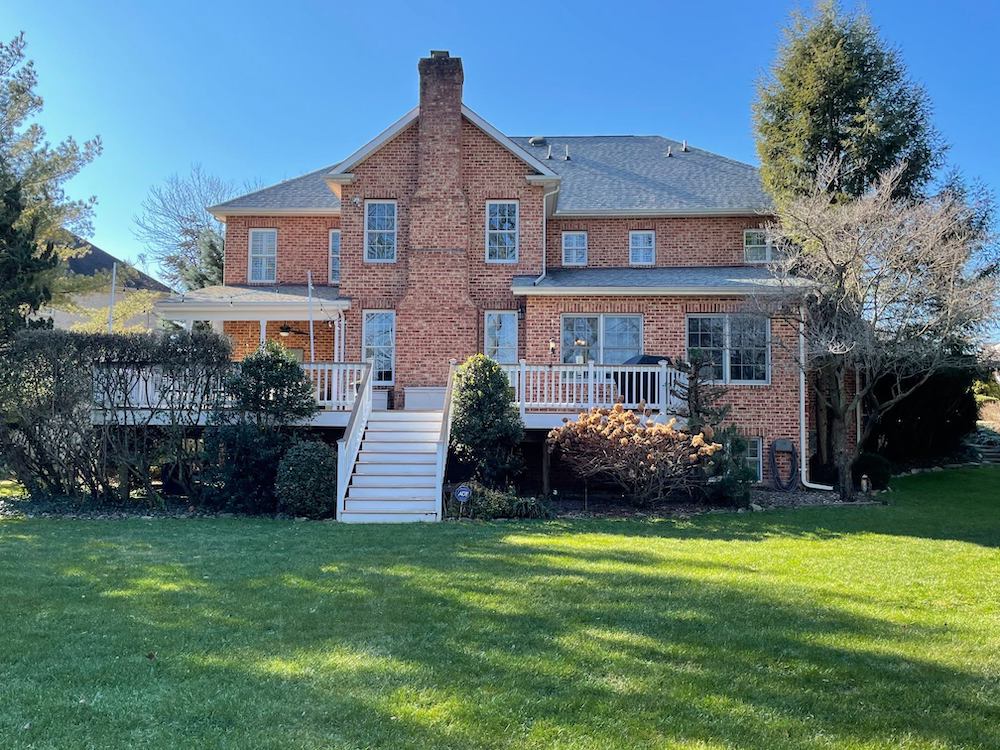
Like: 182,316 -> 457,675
548,338 -> 557,356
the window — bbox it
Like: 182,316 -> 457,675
486,201 -> 519,262
746,437 -> 763,482
484,311 -> 518,364
743,229 -> 778,263
248,228 -> 277,283
362,310 -> 396,385
561,314 -> 642,364
629,230 -> 655,265
329,230 -> 341,283
562,231 -> 588,266
686,314 -> 770,384
365,200 -> 396,262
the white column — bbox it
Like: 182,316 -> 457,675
259,320 -> 267,347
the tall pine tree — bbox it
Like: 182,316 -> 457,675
754,1 -> 942,202
0,165 -> 56,340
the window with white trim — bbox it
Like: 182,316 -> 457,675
362,310 -> 396,385
484,311 -> 518,364
364,200 -> 396,262
686,314 -> 770,384
561,314 -> 642,364
486,201 -> 519,262
746,437 -> 763,482
743,229 -> 779,263
248,228 -> 277,283
629,230 -> 655,265
329,229 -> 341,284
561,231 -> 588,266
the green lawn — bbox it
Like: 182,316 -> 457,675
1,469 -> 998,749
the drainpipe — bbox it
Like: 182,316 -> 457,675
799,308 -> 834,491
533,183 -> 561,285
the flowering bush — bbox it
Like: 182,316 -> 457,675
547,403 -> 722,505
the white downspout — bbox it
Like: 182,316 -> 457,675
799,309 -> 834,491
533,183 -> 560,285
307,270 -> 316,363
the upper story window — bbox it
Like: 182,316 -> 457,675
686,314 -> 770,384
484,311 -> 518,364
365,200 -> 397,262
486,201 -> 519,263
629,230 -> 655,265
329,229 -> 341,284
743,229 -> 779,263
562,231 -> 588,266
248,228 -> 277,283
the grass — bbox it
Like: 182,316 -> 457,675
1,468 -> 998,749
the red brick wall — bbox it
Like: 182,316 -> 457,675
524,294 -> 803,482
223,215 -> 341,286
546,215 -> 768,269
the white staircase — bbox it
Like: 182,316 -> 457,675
340,410 -> 444,523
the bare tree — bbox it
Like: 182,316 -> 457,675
133,165 -> 241,289
763,162 -> 998,498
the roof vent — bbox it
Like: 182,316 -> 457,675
528,136 -> 546,146
563,145 -> 571,161
666,146 -> 673,157
681,140 -> 689,152
546,144 -> 552,160
430,50 -> 450,58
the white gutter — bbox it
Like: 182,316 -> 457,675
513,284 -> 783,297
799,309 -> 833,491
533,183 -> 561,285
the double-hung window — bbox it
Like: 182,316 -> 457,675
629,230 -> 655,265
484,311 -> 518,364
248,228 -> 277,283
329,229 -> 341,284
365,200 -> 397,262
745,437 -> 763,482
561,314 -> 642,364
562,231 -> 588,266
686,314 -> 770,384
486,201 -> 519,262
743,229 -> 778,263
362,310 -> 396,385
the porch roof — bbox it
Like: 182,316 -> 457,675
512,266 -> 813,297
153,284 -> 350,322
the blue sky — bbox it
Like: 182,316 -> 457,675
4,0 -> 999,288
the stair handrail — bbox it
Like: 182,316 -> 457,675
336,361 -> 373,521
435,359 -> 459,520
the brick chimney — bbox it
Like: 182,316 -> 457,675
397,51 -> 477,401
408,50 -> 469,250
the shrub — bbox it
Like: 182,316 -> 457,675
704,427 -> 757,506
852,452 -> 892,491
449,354 -> 524,487
445,481 -> 553,520
547,404 -> 722,505
223,341 -> 318,427
275,441 -> 337,519
199,424 -> 289,514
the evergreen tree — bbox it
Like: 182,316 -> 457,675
754,2 -> 942,202
179,229 -> 225,289
0,166 -> 56,340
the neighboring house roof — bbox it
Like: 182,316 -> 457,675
512,266 -> 810,296
209,110 -> 769,218
510,136 -> 772,216
66,236 -> 172,292
154,284 -> 349,322
207,164 -> 342,218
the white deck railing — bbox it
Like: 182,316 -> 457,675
434,360 -> 458,520
501,360 -> 684,416
303,362 -> 366,410
336,362 -> 373,520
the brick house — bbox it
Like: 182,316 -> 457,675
154,51 -> 823,521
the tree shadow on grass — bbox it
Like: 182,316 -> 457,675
1,517 -> 997,749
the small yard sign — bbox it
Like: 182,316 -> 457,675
453,484 -> 473,504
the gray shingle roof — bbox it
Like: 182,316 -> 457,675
209,165 -> 341,214
512,266 -> 808,295
157,284 -> 344,305
510,136 -> 771,215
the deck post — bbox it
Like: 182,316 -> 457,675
541,440 -> 551,496
587,360 -> 595,409
658,359 -> 669,421
518,359 -> 527,419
